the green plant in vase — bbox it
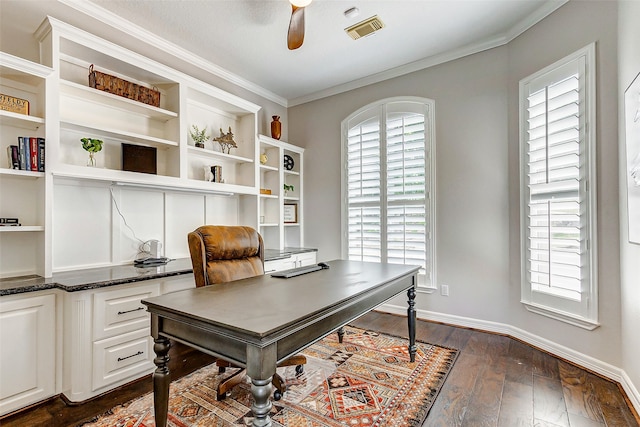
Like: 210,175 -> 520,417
283,183 -> 294,196
190,125 -> 209,148
81,137 -> 103,167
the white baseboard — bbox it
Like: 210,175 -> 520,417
622,370 -> 640,418
377,303 -> 640,416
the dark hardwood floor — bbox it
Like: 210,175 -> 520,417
2,312 -> 638,427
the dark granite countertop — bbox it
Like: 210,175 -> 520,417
0,247 -> 317,296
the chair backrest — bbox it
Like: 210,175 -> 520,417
188,225 -> 264,287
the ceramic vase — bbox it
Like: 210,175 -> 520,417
271,116 -> 281,140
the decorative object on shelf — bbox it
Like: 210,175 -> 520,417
271,116 -> 282,140
122,143 -> 157,174
260,152 -> 268,165
283,183 -> 294,196
260,188 -> 272,195
283,203 -> 298,223
213,127 -> 237,154
283,154 -> 295,170
88,64 -> 160,107
190,125 -> 210,148
0,217 -> 21,227
205,165 -> 223,183
0,93 -> 29,114
81,137 -> 103,167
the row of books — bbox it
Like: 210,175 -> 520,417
7,137 -> 45,172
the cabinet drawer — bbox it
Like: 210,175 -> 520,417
264,258 -> 292,273
296,251 -> 317,267
93,283 -> 159,340
92,328 -> 153,392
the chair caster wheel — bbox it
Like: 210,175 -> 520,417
295,365 -> 304,375
274,390 -> 282,401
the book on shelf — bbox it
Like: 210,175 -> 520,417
11,136 -> 44,172
7,145 -> 19,169
38,138 -> 45,172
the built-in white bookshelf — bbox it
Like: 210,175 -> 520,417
258,135 -> 305,250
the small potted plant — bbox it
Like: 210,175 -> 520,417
190,125 -> 209,148
81,137 -> 103,167
283,183 -> 294,196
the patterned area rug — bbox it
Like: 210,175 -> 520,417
82,326 -> 458,427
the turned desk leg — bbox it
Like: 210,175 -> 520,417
250,377 -> 273,427
247,344 -> 276,427
407,286 -> 417,362
152,336 -> 171,427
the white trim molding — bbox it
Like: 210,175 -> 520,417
377,303 -> 639,416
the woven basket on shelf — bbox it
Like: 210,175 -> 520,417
88,64 -> 160,107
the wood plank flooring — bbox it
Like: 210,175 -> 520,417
1,311 -> 637,427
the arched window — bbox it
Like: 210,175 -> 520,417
341,97 -> 435,290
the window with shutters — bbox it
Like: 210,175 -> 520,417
519,44 -> 598,329
342,97 -> 435,290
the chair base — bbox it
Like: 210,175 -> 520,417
216,356 -> 307,401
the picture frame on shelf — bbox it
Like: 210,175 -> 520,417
283,204 -> 297,223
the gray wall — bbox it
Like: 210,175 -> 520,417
618,0 -> 640,400
290,0 -> 622,367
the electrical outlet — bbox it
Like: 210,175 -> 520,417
441,284 -> 449,296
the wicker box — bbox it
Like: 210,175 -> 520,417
88,64 -> 160,107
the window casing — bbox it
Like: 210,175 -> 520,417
519,44 -> 598,329
342,97 -> 435,290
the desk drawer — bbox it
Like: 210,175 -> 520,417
92,328 -> 153,391
93,283 -> 159,340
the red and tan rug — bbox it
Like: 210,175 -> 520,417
82,326 -> 458,427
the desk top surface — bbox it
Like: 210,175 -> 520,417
142,260 -> 419,338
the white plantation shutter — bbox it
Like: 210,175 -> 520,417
386,112 -> 427,269
520,45 -> 597,327
347,117 -> 382,262
343,98 -> 435,289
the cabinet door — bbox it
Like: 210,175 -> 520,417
0,293 -> 56,416
295,252 -> 317,267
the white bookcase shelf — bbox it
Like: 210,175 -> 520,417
0,53 -> 51,279
59,80 -> 178,120
0,168 -> 45,178
0,110 -> 45,130
258,135 -> 305,250
187,146 -> 253,164
0,226 -> 45,232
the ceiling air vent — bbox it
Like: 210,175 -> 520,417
345,15 -> 385,40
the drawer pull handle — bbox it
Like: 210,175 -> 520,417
117,307 -> 145,315
118,350 -> 144,362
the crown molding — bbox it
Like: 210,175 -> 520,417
288,0 -> 569,107
56,0 -> 288,107
57,0 -> 568,109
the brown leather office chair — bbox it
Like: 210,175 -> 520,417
187,225 -> 306,400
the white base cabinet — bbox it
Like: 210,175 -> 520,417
264,251 -> 317,273
62,275 -> 194,402
0,293 -> 57,416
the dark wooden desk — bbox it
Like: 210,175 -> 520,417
142,260 -> 419,427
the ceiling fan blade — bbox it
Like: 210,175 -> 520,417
287,5 -> 305,50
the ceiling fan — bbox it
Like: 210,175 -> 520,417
287,0 -> 313,50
